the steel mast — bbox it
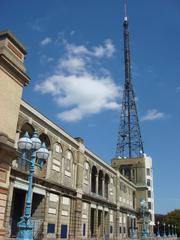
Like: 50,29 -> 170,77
116,0 -> 144,158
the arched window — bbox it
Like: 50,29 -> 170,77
98,170 -> 104,196
91,166 -> 97,193
65,150 -> 73,171
54,143 -> 63,154
104,174 -> 109,198
20,122 -> 34,138
52,143 -> 63,173
84,162 -> 89,181
39,133 -> 51,150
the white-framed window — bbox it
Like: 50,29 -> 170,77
62,196 -> 70,205
147,168 -> 150,176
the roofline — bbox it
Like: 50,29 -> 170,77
20,99 -> 78,146
20,99 -> 119,174
0,30 -> 27,54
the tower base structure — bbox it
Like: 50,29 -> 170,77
112,154 -> 155,235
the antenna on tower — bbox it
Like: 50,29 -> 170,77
124,0 -> 128,21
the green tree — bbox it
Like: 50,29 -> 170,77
164,209 -> 180,236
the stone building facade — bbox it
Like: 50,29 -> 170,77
0,30 -> 154,240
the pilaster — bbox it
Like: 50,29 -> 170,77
69,198 -> 76,239
42,191 -> 49,239
74,198 -> 82,240
114,210 -> 120,240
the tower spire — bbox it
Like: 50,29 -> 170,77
116,3 -> 144,158
124,0 -> 128,20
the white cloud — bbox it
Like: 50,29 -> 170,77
40,54 -> 54,64
35,38 -> 121,122
35,73 -> 121,122
30,23 -> 42,32
176,86 -> 180,92
40,37 -> 52,46
70,30 -> 75,36
93,39 -> 116,58
59,57 -> 86,74
65,39 -> 115,59
141,109 -> 166,121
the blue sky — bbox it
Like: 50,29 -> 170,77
1,0 -> 180,214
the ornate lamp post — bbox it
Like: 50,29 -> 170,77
171,225 -> 174,237
148,221 -> 154,237
157,221 -> 160,237
140,199 -> 148,239
163,223 -> 167,237
168,224 -> 171,237
174,225 -> 177,237
16,131 -> 49,240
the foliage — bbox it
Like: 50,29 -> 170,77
155,209 -> 180,237
165,209 -> 180,236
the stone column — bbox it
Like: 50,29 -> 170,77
102,177 -> 105,197
4,180 -> 14,237
56,194 -> 62,240
96,174 -> 98,195
104,211 -> 110,238
68,197 -> 76,240
87,204 -> 91,239
99,210 -> 103,238
75,138 -> 85,192
74,198 -> 83,240
42,191 -> 49,239
114,209 -> 119,240
94,206 -> 98,237
102,209 -> 105,239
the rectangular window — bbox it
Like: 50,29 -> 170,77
147,179 -> 151,187
119,226 -> 122,234
147,168 -> 150,176
61,224 -> 68,239
148,202 -> 152,209
47,223 -> 55,233
148,190 -> 151,198
83,223 -> 86,236
110,225 -> 113,234
124,227 -> 126,233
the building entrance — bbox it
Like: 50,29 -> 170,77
10,188 -> 45,238
10,188 -> 26,237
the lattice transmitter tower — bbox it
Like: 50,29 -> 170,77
116,2 -> 144,158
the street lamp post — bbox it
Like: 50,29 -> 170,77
163,223 -> 166,237
168,224 -> 171,237
171,225 -> 174,237
157,221 -> 160,237
140,199 -> 148,239
148,221 -> 154,237
174,225 -> 177,237
16,131 -> 49,240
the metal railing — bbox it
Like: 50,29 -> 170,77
9,218 -> 43,239
32,219 -> 43,240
